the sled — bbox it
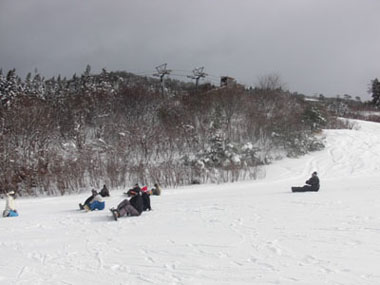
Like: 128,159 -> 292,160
291,187 -> 300,192
291,186 -> 318,192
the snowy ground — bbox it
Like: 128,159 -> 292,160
1,119 -> 380,285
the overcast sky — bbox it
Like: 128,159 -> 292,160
1,0 -> 379,99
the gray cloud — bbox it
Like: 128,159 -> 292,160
1,0 -> 379,99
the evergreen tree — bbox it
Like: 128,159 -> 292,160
32,72 -> 46,99
1,69 -> 21,105
97,68 -> 114,93
208,131 -> 225,166
80,64 -> 96,94
0,69 -> 5,100
55,75 -> 67,100
370,78 -> 380,107
24,72 -> 33,95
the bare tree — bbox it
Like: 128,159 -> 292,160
257,73 -> 285,91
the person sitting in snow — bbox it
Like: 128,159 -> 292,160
79,189 -> 97,210
85,189 -> 105,211
99,184 -> 110,197
3,190 -> 18,217
79,189 -> 105,211
141,185 -> 148,193
139,185 -> 152,211
132,183 -> 141,193
123,183 -> 142,197
150,183 -> 162,196
292,171 -> 320,192
110,188 -> 143,221
142,190 -> 152,211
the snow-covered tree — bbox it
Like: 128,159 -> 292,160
0,69 -> 22,105
31,72 -> 45,99
0,69 -> 5,100
370,78 -> 380,107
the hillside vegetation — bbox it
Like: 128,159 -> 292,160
0,67 -> 373,196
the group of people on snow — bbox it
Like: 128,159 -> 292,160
2,182 -> 162,220
77,182 -> 161,221
3,171 -> 318,219
109,183 -> 161,221
79,184 -> 109,211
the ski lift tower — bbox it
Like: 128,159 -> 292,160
153,63 -> 171,94
187,67 -> 207,89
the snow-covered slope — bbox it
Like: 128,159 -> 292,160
1,120 -> 380,285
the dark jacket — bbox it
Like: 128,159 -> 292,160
141,192 -> 151,211
127,185 -> 141,197
84,193 -> 96,206
99,185 -> 110,197
132,185 -> 141,193
306,175 -> 320,191
130,194 -> 144,214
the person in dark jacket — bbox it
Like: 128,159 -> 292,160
141,191 -> 152,211
131,183 -> 141,193
99,184 -> 110,197
79,189 -> 98,210
110,189 -> 143,221
139,185 -> 152,211
292,171 -> 320,192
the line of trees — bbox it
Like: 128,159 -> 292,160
0,66 -> 335,196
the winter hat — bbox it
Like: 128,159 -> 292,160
91,189 -> 97,195
7,191 -> 15,195
312,171 -> 318,176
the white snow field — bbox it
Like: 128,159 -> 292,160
1,119 -> 380,285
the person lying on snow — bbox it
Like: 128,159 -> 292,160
3,191 -> 18,217
292,171 -> 320,192
79,189 -> 105,211
110,189 -> 143,221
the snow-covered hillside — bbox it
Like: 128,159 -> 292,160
1,119 -> 380,285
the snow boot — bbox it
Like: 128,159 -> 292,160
79,203 -> 84,210
110,208 -> 118,221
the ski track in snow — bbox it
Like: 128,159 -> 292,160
1,119 -> 380,284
